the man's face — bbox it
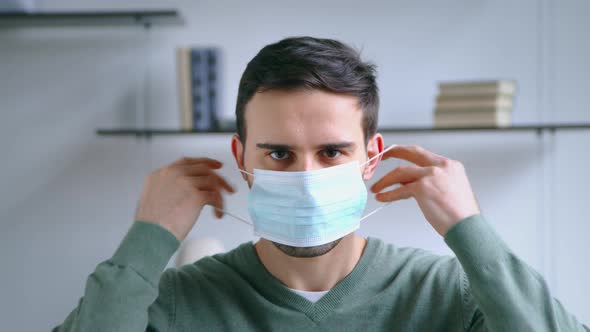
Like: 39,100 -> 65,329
232,89 -> 381,257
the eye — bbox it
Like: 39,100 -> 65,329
321,148 -> 342,159
269,150 -> 291,160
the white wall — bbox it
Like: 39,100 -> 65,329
0,0 -> 588,330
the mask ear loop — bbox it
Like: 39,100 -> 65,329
211,168 -> 256,226
239,169 -> 254,177
214,207 -> 253,226
358,144 -> 399,221
359,202 -> 393,222
359,144 -> 398,169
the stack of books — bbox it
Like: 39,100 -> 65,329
176,47 -> 221,131
433,80 -> 517,128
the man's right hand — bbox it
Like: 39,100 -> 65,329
134,157 -> 235,242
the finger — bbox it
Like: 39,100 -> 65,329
179,163 -> 209,176
173,157 -> 223,168
375,184 -> 414,202
200,191 -> 224,218
189,175 -> 235,193
215,174 -> 235,193
370,165 -> 427,193
381,145 -> 447,167
182,166 -> 235,192
187,176 -> 218,191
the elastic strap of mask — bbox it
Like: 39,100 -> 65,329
214,207 -> 253,225
359,202 -> 394,222
360,144 -> 398,168
239,169 -> 254,177
356,144 -> 398,221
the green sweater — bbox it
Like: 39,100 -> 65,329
53,215 -> 588,331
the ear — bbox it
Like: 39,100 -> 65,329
231,134 -> 248,182
362,133 -> 384,181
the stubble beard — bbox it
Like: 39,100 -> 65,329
271,238 -> 343,258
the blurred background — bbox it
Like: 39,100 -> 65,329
1,0 -> 588,330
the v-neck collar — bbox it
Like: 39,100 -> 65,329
239,237 -> 382,323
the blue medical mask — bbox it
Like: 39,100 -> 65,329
219,145 -> 397,247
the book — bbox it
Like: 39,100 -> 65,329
435,107 -> 512,114
438,80 -> 517,96
0,0 -> 37,12
176,48 -> 192,130
176,47 -> 221,131
435,95 -> 513,110
204,49 -> 220,130
434,109 -> 512,127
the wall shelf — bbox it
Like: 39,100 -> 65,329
0,10 -> 183,28
96,123 -> 590,138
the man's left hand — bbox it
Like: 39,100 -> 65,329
370,145 -> 481,237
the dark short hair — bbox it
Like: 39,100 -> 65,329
235,36 -> 379,144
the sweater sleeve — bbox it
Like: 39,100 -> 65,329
52,221 -> 180,332
444,214 -> 589,332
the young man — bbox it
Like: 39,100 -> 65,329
54,37 -> 588,331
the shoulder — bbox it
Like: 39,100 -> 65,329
370,238 -> 471,317
371,237 -> 459,267
369,237 -> 463,287
162,241 -> 254,289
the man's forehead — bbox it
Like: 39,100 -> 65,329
243,89 -> 364,145
245,90 -> 362,120
248,123 -> 361,148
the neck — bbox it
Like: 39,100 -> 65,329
254,233 -> 367,292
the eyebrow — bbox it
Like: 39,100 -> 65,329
318,142 -> 355,150
256,143 -> 293,150
255,141 -> 355,150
